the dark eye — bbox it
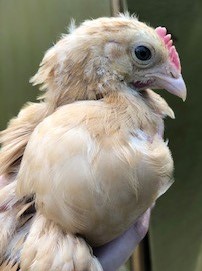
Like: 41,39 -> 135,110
134,46 -> 152,61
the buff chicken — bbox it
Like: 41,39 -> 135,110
0,14 -> 186,270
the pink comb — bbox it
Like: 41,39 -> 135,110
155,26 -> 181,72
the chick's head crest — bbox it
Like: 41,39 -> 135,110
31,14 -> 186,107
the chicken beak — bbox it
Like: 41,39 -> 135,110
147,64 -> 187,101
153,73 -> 187,101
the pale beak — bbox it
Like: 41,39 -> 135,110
147,65 -> 187,101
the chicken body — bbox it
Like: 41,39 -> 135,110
0,14 -> 186,270
17,89 -> 173,247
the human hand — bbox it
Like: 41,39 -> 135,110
93,208 -> 152,271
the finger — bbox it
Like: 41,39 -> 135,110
94,207 -> 152,271
94,226 -> 141,271
95,205 -> 154,270
132,207 -> 152,242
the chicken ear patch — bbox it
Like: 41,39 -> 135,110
155,26 -> 181,72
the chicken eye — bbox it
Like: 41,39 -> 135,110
134,46 -> 151,61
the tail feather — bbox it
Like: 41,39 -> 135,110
0,261 -> 19,271
0,180 -> 34,265
0,210 -> 103,271
0,102 -> 49,176
0,217 -> 33,271
0,182 -> 19,257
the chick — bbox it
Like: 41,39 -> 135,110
0,14 -> 186,271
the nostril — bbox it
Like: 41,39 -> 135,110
170,70 -> 179,79
170,71 -> 175,78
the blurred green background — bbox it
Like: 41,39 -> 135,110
0,0 -> 110,127
0,1 -> 202,271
